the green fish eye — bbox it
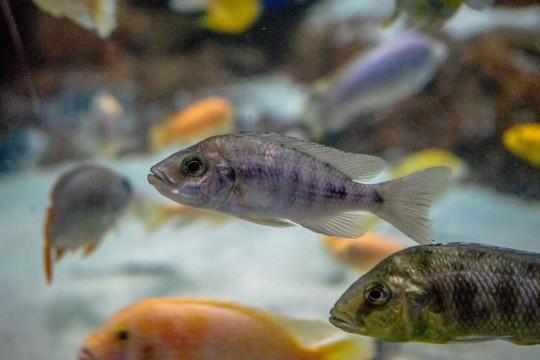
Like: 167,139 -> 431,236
364,282 -> 391,306
180,153 -> 207,177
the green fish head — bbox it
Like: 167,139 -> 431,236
330,253 -> 432,342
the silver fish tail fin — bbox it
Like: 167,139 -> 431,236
372,166 -> 450,244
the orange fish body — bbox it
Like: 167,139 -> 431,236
44,165 -> 132,284
323,233 -> 407,272
151,97 -> 236,149
78,298 -> 372,360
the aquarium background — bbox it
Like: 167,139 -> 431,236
1,0 -> 540,359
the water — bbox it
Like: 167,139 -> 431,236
1,1 -> 539,359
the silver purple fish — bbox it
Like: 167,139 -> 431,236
147,132 -> 449,244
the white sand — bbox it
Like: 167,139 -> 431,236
1,155 -> 539,359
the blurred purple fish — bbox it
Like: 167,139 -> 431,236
305,32 -> 447,134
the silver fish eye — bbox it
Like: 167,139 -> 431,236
364,282 -> 391,306
180,153 -> 207,177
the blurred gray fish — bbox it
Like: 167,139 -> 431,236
304,32 -> 447,136
330,243 -> 540,345
44,164 -> 132,284
148,132 -> 450,244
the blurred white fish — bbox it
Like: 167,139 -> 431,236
303,32 -> 447,137
78,91 -> 129,157
33,0 -> 117,38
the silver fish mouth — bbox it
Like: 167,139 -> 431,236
77,347 -> 97,360
148,166 -> 171,187
329,308 -> 363,334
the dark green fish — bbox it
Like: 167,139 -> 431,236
330,243 -> 540,345
148,132 -> 450,244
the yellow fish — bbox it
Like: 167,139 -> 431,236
44,164 -> 132,284
503,123 -> 540,167
78,297 -> 374,360
391,148 -> 467,180
202,0 -> 262,34
323,233 -> 408,273
150,97 -> 236,150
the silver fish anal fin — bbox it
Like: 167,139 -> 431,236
252,132 -> 386,180
295,212 -> 367,238
239,215 -> 295,228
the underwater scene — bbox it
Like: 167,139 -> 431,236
1,0 -> 540,359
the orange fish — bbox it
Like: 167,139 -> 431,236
151,97 -> 236,149
78,297 -> 374,360
323,233 -> 407,273
44,164 -> 132,284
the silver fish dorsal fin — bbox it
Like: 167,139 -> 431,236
252,132 -> 386,181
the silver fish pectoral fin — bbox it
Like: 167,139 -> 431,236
238,215 -> 295,228
294,211 -> 368,238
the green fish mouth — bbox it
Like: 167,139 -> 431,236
329,308 -> 363,334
